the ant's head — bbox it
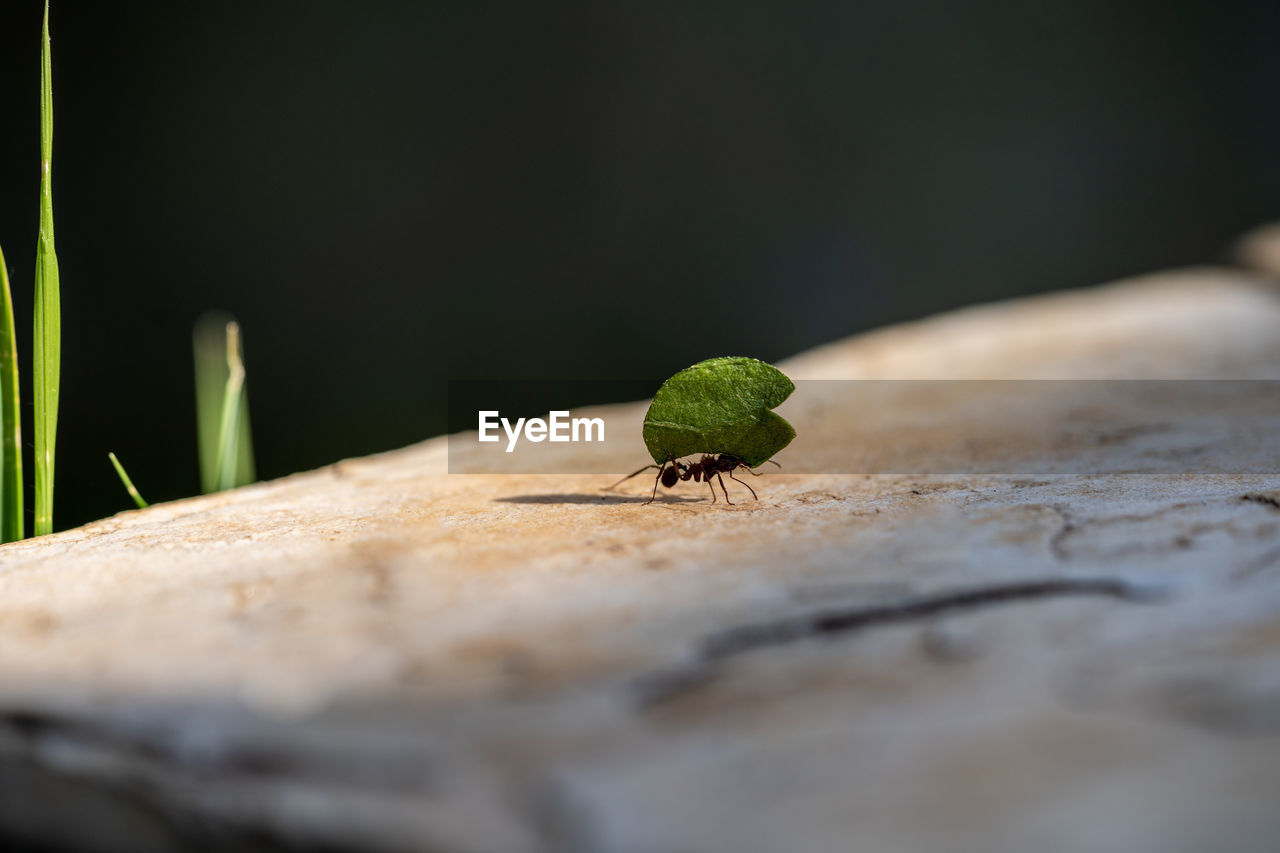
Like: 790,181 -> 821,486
661,462 -> 682,488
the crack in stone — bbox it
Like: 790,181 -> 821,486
699,578 -> 1165,660
636,577 -> 1167,708
1047,505 -> 1077,560
1048,496 -> 1278,562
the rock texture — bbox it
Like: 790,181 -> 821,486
0,259 -> 1278,852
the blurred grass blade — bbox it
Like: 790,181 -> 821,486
193,313 -> 227,493
215,322 -> 246,491
194,313 -> 255,494
107,452 -> 148,509
33,1 -> 60,536
234,386 -> 255,487
0,246 -> 22,542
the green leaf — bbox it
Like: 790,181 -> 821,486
107,452 -> 149,509
33,0 -> 60,537
0,245 -> 22,542
642,356 -> 796,468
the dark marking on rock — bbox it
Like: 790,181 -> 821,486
1047,505 -> 1077,560
636,577 -> 1166,708
633,663 -> 729,709
699,578 -> 1164,661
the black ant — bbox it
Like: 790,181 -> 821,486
608,454 -> 780,504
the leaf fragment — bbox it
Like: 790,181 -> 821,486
642,356 -> 796,467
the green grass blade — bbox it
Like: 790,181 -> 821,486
193,313 -> 228,493
194,313 -> 255,494
107,452 -> 148,509
0,245 -> 23,542
214,322 -> 246,491
235,393 -> 256,488
33,1 -> 60,536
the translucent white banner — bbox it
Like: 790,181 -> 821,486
447,380 -> 1280,475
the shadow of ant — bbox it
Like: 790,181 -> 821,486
496,493 -> 702,505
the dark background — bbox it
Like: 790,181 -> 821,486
0,1 -> 1276,530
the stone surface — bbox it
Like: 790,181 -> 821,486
1238,221 -> 1280,279
0,260 -> 1278,852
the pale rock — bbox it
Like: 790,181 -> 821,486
0,259 -> 1278,853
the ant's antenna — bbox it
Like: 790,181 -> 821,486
605,464 -> 659,491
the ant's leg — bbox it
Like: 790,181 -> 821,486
728,469 -> 759,500
706,475 -> 718,503
644,459 -> 668,505
716,472 -> 734,505
607,464 -> 658,491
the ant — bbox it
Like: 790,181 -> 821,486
608,454 -> 780,504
